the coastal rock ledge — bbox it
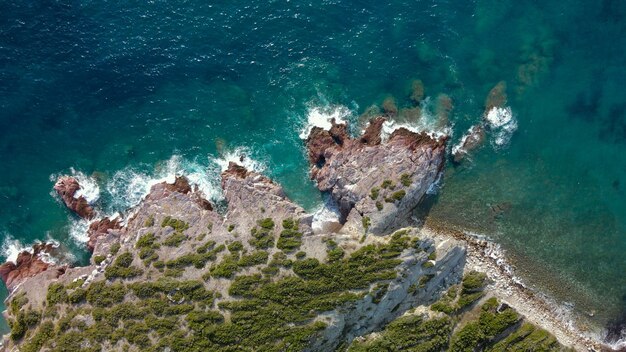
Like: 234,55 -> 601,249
0,118 -> 587,351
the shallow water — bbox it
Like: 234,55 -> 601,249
1,0 -> 625,342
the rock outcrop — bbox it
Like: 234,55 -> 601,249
86,217 -> 122,252
0,243 -> 65,292
305,117 -> 447,235
53,176 -> 96,219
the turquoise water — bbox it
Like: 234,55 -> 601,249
1,0 -> 625,342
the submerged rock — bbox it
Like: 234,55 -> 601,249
452,124 -> 486,163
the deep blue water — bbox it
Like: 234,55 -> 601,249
1,0 -> 625,342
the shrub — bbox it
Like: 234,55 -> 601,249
227,224 -> 235,232
20,320 -> 54,352
10,293 -> 28,315
370,187 -> 380,200
115,252 -> 134,268
163,232 -> 186,247
385,190 -> 406,202
68,288 -> 86,304
295,251 -> 307,260
400,173 -> 412,187
428,250 -> 437,261
277,220 -> 303,252
462,271 -> 487,292
238,251 -> 269,267
93,255 -> 106,265
249,222 -> 275,249
228,241 -> 244,252
381,179 -> 394,189
161,216 -> 189,232
362,216 -> 371,231
136,233 -> 158,249
109,243 -> 121,256
86,281 -> 126,307
376,201 -> 383,211
197,240 -> 217,254
144,215 -> 155,227
46,283 -> 67,306
210,255 -> 239,278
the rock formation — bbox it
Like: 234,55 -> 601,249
306,117 -> 447,235
0,243 -> 65,292
53,176 -> 96,220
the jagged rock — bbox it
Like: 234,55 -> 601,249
147,176 -> 213,211
305,118 -> 447,235
0,243 -> 65,292
221,162 -> 312,234
53,176 -> 95,219
452,124 -> 486,163
87,217 -> 122,252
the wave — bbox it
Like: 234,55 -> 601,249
485,106 -> 517,148
299,104 -> 353,139
311,197 -> 342,234
49,168 -> 101,204
211,146 -> 266,174
381,98 -> 451,142
0,234 -> 60,265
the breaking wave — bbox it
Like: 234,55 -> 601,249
485,106 -> 517,148
299,104 -> 353,139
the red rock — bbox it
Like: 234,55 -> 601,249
360,117 -> 385,146
53,176 -> 95,219
87,217 -> 122,252
0,243 -> 65,292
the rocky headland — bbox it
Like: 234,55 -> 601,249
0,115 -> 606,351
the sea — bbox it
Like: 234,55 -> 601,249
0,0 -> 624,346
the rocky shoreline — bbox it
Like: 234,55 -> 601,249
0,109 -> 615,351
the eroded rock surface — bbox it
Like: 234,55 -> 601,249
53,176 -> 95,219
0,243 -> 65,292
305,117 -> 447,235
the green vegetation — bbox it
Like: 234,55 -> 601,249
370,187 -> 380,200
376,201 -> 384,211
237,250 -> 269,267
349,315 -> 452,351
277,217 -> 303,252
385,190 -> 406,203
9,293 -> 28,315
109,242 -> 121,256
93,255 -> 106,265
163,232 -> 186,247
431,271 -> 488,314
249,218 -> 275,249
381,179 -> 395,189
362,216 -> 371,232
46,283 -> 67,306
227,241 -> 244,252
104,252 -> 143,280
209,254 -> 240,278
144,215 -> 155,227
227,224 -> 235,232
161,216 -> 189,232
449,298 -> 520,351
400,173 -> 412,187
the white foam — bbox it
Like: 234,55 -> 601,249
0,234 -> 60,265
49,169 -> 101,204
70,169 -> 100,203
1,234 -> 33,263
299,105 -> 352,139
380,98 -> 451,142
67,217 -> 91,244
212,146 -> 266,174
311,200 -> 342,234
485,107 -> 517,148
